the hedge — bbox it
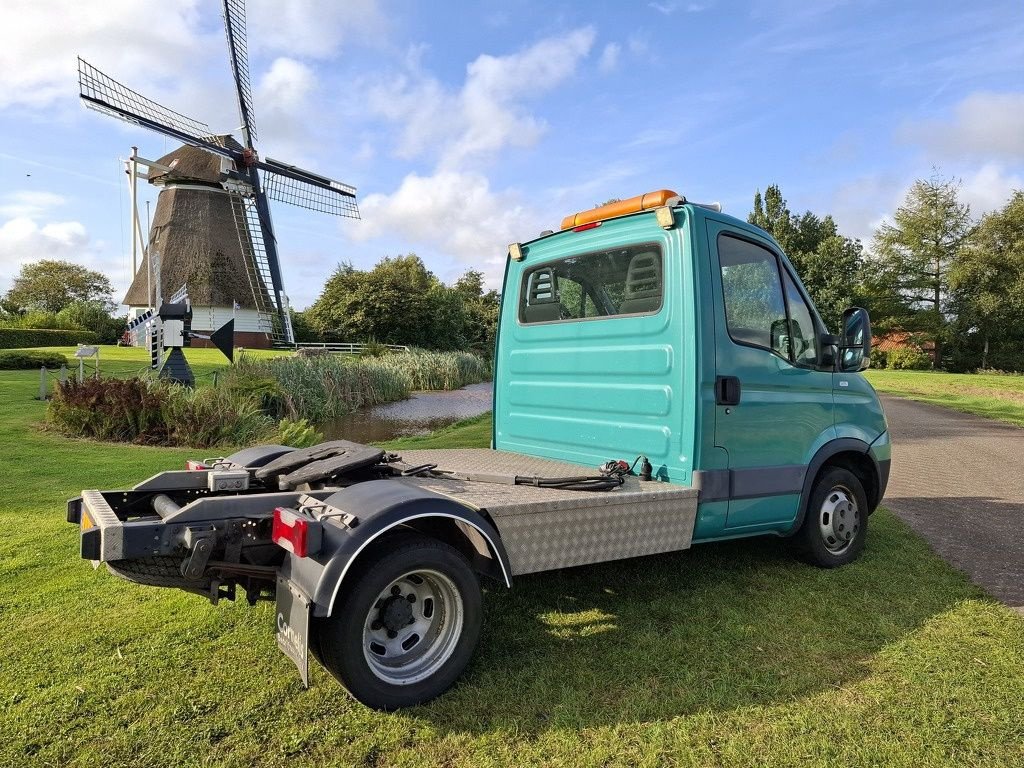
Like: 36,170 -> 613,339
0,328 -> 100,349
0,350 -> 70,370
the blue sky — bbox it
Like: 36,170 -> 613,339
1,0 -> 1022,310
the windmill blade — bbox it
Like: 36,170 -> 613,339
78,58 -> 238,163
256,158 -> 360,218
221,0 -> 257,145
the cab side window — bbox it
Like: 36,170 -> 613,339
782,270 -> 819,366
718,235 -> 787,355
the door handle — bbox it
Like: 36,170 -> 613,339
715,376 -> 741,406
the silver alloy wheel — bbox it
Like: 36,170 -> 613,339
362,569 -> 464,685
818,484 -> 860,554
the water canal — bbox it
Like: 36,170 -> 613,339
319,382 -> 493,443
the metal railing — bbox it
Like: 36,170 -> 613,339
291,342 -> 409,354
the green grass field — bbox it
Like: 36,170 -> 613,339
866,369 -> 1024,426
1,361 -> 1023,767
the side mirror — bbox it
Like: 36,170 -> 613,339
838,307 -> 871,372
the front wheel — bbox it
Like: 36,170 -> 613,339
314,535 -> 482,710
793,467 -> 868,567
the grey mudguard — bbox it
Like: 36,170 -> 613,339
283,480 -> 512,618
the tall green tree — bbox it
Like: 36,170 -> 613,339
4,260 -> 114,314
870,176 -> 973,359
948,191 -> 1024,369
306,257 -> 498,350
748,185 -> 863,331
454,270 -> 500,353
307,255 -> 437,347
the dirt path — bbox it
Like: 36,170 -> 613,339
880,395 -> 1024,613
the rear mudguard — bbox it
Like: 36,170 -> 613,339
283,480 -> 512,618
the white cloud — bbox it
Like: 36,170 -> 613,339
248,0 -> 387,59
598,43 -> 621,73
900,92 -> 1024,161
959,163 -> 1023,215
364,28 -> 596,170
0,0 -> 212,110
251,57 -> 319,161
0,191 -> 67,220
352,171 -> 542,280
0,217 -> 91,285
829,173 -> 905,244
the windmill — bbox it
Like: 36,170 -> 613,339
78,0 -> 359,348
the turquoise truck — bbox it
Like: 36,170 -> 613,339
69,189 -> 890,710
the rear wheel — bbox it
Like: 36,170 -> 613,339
794,467 -> 868,567
314,536 -> 482,710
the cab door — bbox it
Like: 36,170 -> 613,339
706,221 -> 835,530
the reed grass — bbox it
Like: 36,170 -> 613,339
228,349 -> 490,423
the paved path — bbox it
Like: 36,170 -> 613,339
881,395 -> 1024,613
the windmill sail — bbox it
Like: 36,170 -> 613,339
222,0 -> 257,145
78,59 -> 230,159
260,162 -> 360,218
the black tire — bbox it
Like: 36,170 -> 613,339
313,536 -> 482,710
793,467 -> 868,568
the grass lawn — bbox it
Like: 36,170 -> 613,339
1,363 -> 1023,767
866,369 -> 1024,427
20,344 -> 285,384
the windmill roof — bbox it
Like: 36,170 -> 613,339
147,135 -> 244,186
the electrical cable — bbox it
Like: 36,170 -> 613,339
513,474 -> 624,491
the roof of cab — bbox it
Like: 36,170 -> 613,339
521,198 -> 777,251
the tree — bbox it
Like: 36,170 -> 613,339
454,270 -> 500,354
307,255 -> 440,347
870,175 -> 973,360
948,191 -> 1024,369
4,260 -> 115,314
306,259 -> 500,351
748,185 -> 863,331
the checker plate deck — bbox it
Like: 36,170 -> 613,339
392,449 -> 699,575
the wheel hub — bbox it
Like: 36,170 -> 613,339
362,569 -> 465,685
379,594 -> 413,633
818,485 -> 860,554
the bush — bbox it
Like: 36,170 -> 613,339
0,350 -> 69,370
160,385 -> 274,448
869,349 -> 888,369
47,377 -> 169,443
0,328 -> 100,348
55,301 -> 126,344
46,376 -> 275,448
888,347 -> 932,370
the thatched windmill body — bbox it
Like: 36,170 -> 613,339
79,0 -> 359,347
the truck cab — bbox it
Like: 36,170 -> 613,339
494,190 -> 890,544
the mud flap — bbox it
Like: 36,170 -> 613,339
275,575 -> 311,686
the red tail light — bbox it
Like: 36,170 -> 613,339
273,507 -> 310,557
572,221 -> 602,232
186,460 -> 209,471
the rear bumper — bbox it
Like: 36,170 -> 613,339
69,491 -> 167,562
